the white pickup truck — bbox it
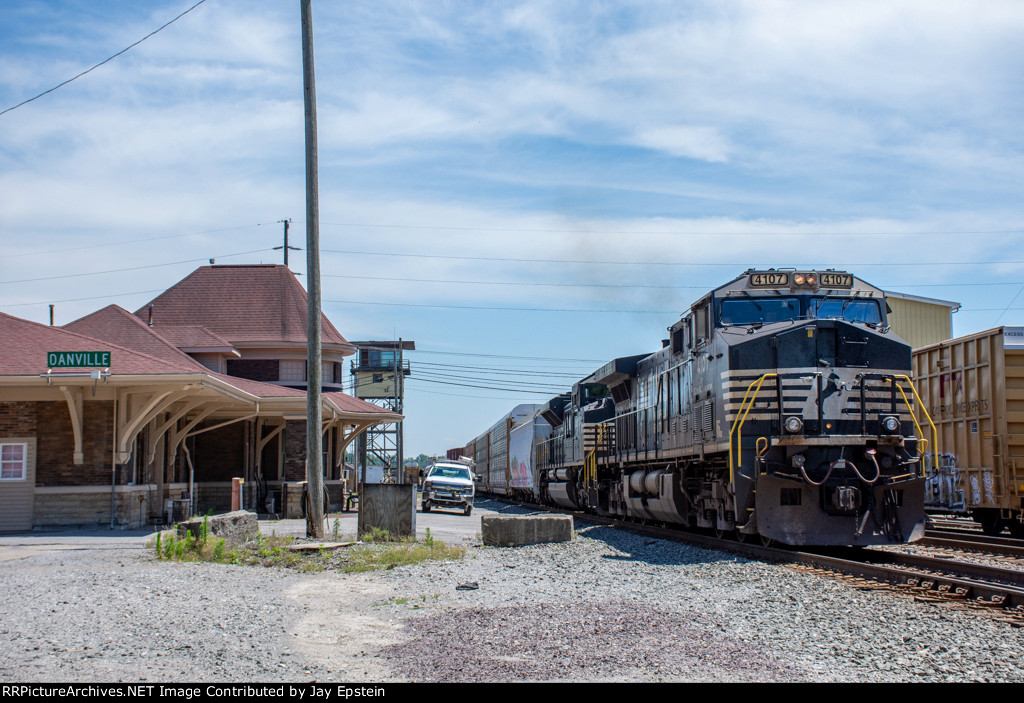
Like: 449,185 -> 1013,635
421,462 -> 475,516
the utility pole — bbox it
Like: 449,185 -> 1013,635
273,219 -> 300,267
397,338 -> 404,482
301,0 -> 325,539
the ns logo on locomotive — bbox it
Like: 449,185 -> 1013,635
473,269 -> 938,546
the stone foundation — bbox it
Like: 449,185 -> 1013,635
33,485 -> 157,529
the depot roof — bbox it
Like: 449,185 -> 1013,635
134,264 -> 353,352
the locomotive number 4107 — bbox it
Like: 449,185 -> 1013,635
819,272 -> 853,288
749,272 -> 790,287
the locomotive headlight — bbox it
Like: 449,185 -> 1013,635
784,416 -> 804,434
881,415 -> 901,434
806,273 -> 817,286
794,273 -> 806,286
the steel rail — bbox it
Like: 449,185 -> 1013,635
921,530 -> 1024,559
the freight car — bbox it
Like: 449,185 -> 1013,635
471,269 -> 938,546
913,327 -> 1024,536
470,404 -> 547,500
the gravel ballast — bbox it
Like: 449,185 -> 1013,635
2,519 -> 1024,683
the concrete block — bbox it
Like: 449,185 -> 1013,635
177,510 -> 258,545
481,514 -> 573,546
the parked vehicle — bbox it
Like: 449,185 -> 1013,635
421,461 -> 476,516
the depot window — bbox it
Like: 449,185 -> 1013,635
0,443 -> 27,481
279,360 -> 306,382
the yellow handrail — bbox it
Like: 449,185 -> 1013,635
728,373 -> 777,484
755,436 -> 770,470
888,374 -> 940,474
728,372 -> 939,485
584,423 -> 605,489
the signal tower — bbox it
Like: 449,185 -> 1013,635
349,340 -> 414,483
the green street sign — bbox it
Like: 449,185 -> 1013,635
47,351 -> 111,368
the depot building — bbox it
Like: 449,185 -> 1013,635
0,264 -> 400,531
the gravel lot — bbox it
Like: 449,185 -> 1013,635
2,505 -> 1024,683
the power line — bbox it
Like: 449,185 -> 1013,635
407,386 -> 545,401
328,272 -> 1024,292
964,307 -> 1024,312
414,360 -> 591,376
321,247 -> 1024,269
0,223 -> 276,260
413,349 -> 604,363
413,369 -> 570,390
326,299 -> 678,314
0,248 -> 276,285
406,376 -> 563,395
326,273 -> 704,290
0,0 -> 209,118
0,288 -> 164,309
317,221 -> 1024,237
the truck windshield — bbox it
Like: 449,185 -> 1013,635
429,466 -> 471,481
719,297 -> 800,326
811,298 -> 882,324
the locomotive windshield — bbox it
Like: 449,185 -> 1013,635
720,297 -> 800,325
718,296 -> 883,326
810,298 -> 882,324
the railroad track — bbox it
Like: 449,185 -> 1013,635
927,516 -> 984,533
919,530 -> 1024,560
494,498 -> 1024,624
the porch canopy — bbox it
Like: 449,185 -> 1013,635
0,312 -> 401,474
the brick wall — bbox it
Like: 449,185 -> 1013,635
194,483 -> 232,515
283,420 -> 307,480
193,423 -> 245,482
226,359 -> 280,382
0,401 -> 37,436
259,433 -> 280,480
22,400 -> 114,486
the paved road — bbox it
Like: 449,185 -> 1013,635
0,497 -> 526,560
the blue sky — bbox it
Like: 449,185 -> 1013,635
2,0 -> 1024,457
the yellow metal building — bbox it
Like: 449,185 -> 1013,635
883,290 -> 960,350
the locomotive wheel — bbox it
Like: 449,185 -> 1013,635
735,531 -> 749,543
760,535 -> 775,547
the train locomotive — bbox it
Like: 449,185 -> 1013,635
470,269 -> 937,546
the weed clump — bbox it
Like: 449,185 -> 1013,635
343,526 -> 464,573
152,523 -> 464,573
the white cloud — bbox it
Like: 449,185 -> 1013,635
630,126 -> 731,162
